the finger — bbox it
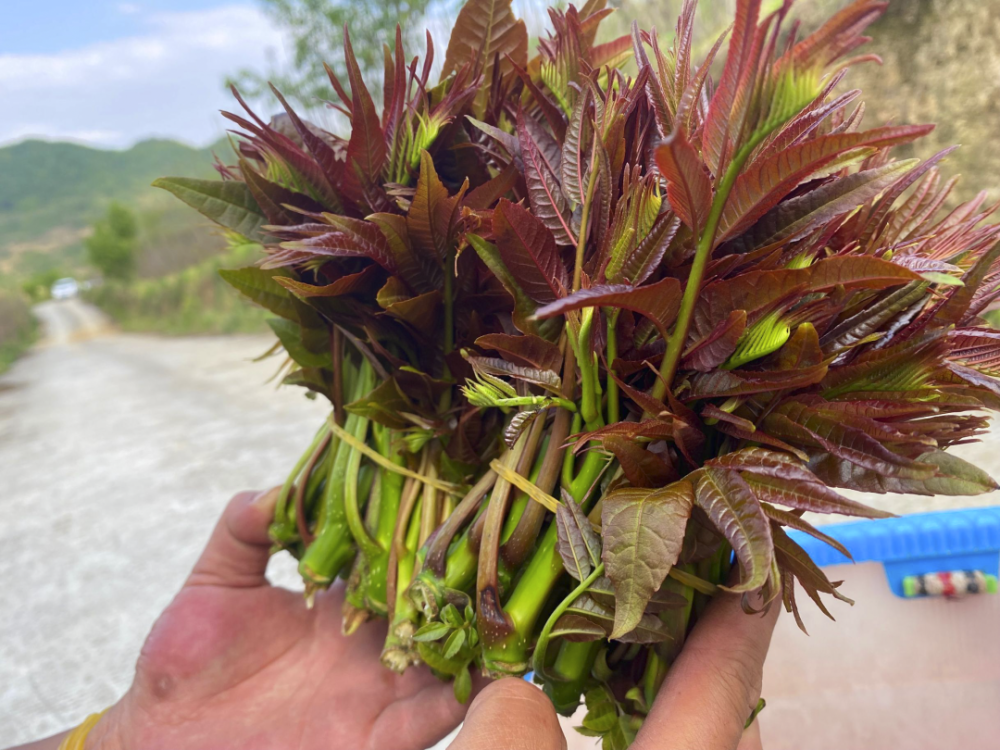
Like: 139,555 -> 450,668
633,589 -> 780,750
186,488 -> 280,588
364,672 -> 481,750
738,717 -> 763,750
448,678 -> 566,750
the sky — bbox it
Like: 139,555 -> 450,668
0,1 -> 290,149
0,0 -> 554,151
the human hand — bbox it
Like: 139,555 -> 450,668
73,488 -> 475,750
449,584 -> 779,750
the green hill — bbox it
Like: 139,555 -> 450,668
0,137 -> 221,276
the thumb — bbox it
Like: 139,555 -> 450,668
449,678 -> 567,750
633,586 -> 779,750
186,487 -> 280,588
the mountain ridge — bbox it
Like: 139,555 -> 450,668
0,136 -> 223,274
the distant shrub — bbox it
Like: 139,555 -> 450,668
85,237 -> 269,335
20,268 -> 63,303
85,202 -> 138,281
0,288 -> 37,373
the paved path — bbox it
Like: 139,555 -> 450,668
0,301 -> 326,745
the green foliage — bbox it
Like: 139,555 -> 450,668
0,138 -> 217,256
85,202 -> 139,280
0,287 -> 37,373
153,178 -> 268,244
20,268 -> 64,303
84,239 -> 269,335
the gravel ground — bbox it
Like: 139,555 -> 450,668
1,299 -> 997,747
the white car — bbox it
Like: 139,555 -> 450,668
51,278 -> 79,300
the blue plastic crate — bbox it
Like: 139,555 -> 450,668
787,506 -> 1000,598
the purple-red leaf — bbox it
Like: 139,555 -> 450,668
745,472 -> 892,518
601,436 -> 677,488
761,503 -> 853,560
441,0 -> 528,83
735,160 -> 916,251
275,266 -> 382,298
493,198 -> 568,304
683,310 -> 747,372
655,129 -> 713,234
602,480 -> 694,638
621,213 -> 681,286
694,467 -> 772,593
517,113 -> 576,245
535,277 -> 682,338
718,125 -> 934,243
342,26 -> 387,209
556,496 -> 602,581
688,362 -> 828,399
282,219 -> 397,274
701,0 -> 762,175
474,332 -> 562,372
407,150 -> 454,261
465,162 -> 519,210
562,90 -> 590,208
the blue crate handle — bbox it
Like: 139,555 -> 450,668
786,506 -> 1000,598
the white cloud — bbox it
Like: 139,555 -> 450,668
117,3 -> 142,14
0,5 -> 290,149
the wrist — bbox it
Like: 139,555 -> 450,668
81,703 -> 127,750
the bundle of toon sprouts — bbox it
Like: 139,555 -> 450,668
157,0 -> 1000,744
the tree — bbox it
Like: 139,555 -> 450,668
228,0 -> 433,113
86,202 -> 138,281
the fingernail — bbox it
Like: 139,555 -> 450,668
252,486 -> 282,508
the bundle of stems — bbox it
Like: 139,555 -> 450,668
158,0 -> 1000,745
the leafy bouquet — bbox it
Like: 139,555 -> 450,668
156,0 -> 1000,745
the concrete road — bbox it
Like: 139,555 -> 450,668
0,300 -> 326,745
2,299 -> 998,748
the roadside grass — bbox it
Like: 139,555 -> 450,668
85,239 -> 270,335
0,288 -> 38,374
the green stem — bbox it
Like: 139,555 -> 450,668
532,563 -> 605,678
642,650 -> 668,709
569,448 -> 610,502
425,469 -> 498,577
444,245 -> 455,355
606,308 -> 620,425
272,420 -> 331,543
366,427 -> 405,613
539,443 -> 611,704
501,414 -> 568,566
408,470 -> 498,620
343,422 -> 379,559
546,640 -> 599,715
382,497 -> 424,672
562,412 -> 583,490
374,426 -> 405,549
572,139 -> 601,292
501,435 -> 548,542
503,329 -> 577,568
668,567 -> 719,596
297,434 -> 354,586
476,435 -> 530,649
577,308 -> 602,430
299,365 -> 373,586
418,459 -> 440,548
444,532 -> 477,589
653,132 -> 774,402
483,449 -> 608,671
